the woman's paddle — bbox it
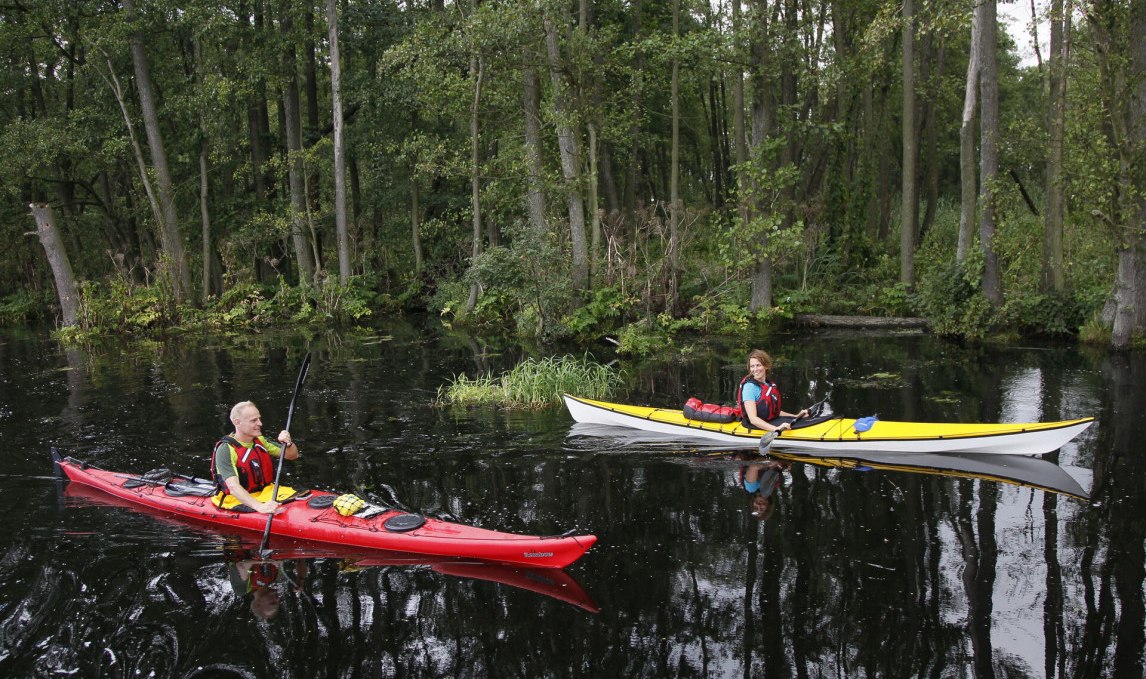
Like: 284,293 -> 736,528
259,351 -> 312,557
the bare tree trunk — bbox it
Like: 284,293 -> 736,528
123,0 -> 190,303
588,122 -> 601,284
748,0 -> 773,311
282,15 -> 317,286
958,7 -> 981,264
523,46 -> 547,233
465,49 -> 485,314
1042,0 -> 1070,293
733,0 -> 749,235
327,0 -> 351,283
1109,0 -> 1146,348
900,0 -> 917,287
193,38 -> 215,303
410,169 -> 423,275
28,203 -> 80,327
544,13 -> 589,292
979,0 -> 1003,307
668,0 -> 681,311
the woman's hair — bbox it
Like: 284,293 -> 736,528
747,349 -> 772,370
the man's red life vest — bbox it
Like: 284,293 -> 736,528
212,435 -> 276,494
735,375 -> 782,427
250,562 -> 279,589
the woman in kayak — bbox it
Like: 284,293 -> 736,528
740,459 -> 789,521
212,401 -> 300,514
738,349 -> 808,432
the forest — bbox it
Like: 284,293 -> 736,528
3,0 -> 1144,349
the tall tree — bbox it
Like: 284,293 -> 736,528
978,0 -> 1003,307
1099,0 -> 1146,348
523,44 -> 547,234
327,0 -> 351,283
282,8 -> 317,286
544,11 -> 589,292
958,3 -> 982,264
748,0 -> 773,311
900,0 -> 918,287
122,0 -> 191,303
668,0 -> 681,311
28,203 -> 79,327
464,27 -> 485,313
1042,0 -> 1071,293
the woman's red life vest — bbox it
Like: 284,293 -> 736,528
735,375 -> 782,427
212,436 -> 275,494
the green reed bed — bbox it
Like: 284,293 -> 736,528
438,355 -> 621,408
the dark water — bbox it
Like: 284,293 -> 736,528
0,321 -> 1141,678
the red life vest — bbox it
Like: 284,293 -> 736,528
250,562 -> 279,589
735,375 -> 782,427
212,435 -> 276,494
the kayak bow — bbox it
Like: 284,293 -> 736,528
53,451 -> 596,569
564,394 -> 1093,456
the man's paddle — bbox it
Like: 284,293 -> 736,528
258,351 -> 312,558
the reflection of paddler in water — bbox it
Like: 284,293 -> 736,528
739,459 -> 790,522
226,548 -> 308,619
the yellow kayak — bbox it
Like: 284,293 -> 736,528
563,394 -> 1093,456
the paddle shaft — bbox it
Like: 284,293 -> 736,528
259,351 -> 312,556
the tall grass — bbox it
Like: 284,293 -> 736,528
438,355 -> 621,408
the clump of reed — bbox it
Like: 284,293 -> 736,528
438,355 -> 621,408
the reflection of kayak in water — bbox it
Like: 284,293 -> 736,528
53,451 -> 596,570
564,394 -> 1093,456
766,450 -> 1090,501
61,475 -> 600,613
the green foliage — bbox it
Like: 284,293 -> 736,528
438,355 -> 621,409
562,286 -> 634,340
1007,291 -> 1087,337
916,256 -> 994,338
0,291 -> 40,325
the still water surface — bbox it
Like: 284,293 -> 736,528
0,320 -> 1141,678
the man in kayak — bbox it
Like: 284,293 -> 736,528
737,349 -> 808,433
212,401 -> 300,514
227,549 -> 308,619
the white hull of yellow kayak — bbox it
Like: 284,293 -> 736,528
563,395 -> 1093,456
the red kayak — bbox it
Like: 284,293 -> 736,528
53,451 -> 596,569
62,480 -> 599,612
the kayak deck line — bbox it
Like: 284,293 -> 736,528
563,394 -> 1094,456
53,451 -> 596,569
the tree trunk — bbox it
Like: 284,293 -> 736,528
978,0 -> 1003,307
900,0 -> 917,287
1109,0 -> 1146,348
1042,0 -> 1069,293
282,17 -> 317,286
465,49 -> 484,314
958,6 -> 981,264
193,37 -> 215,303
327,0 -> 351,283
668,0 -> 681,312
748,0 -> 773,311
733,0 -> 749,235
523,46 -> 547,233
410,169 -> 423,276
28,203 -> 80,327
123,0 -> 190,303
544,13 -> 589,292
